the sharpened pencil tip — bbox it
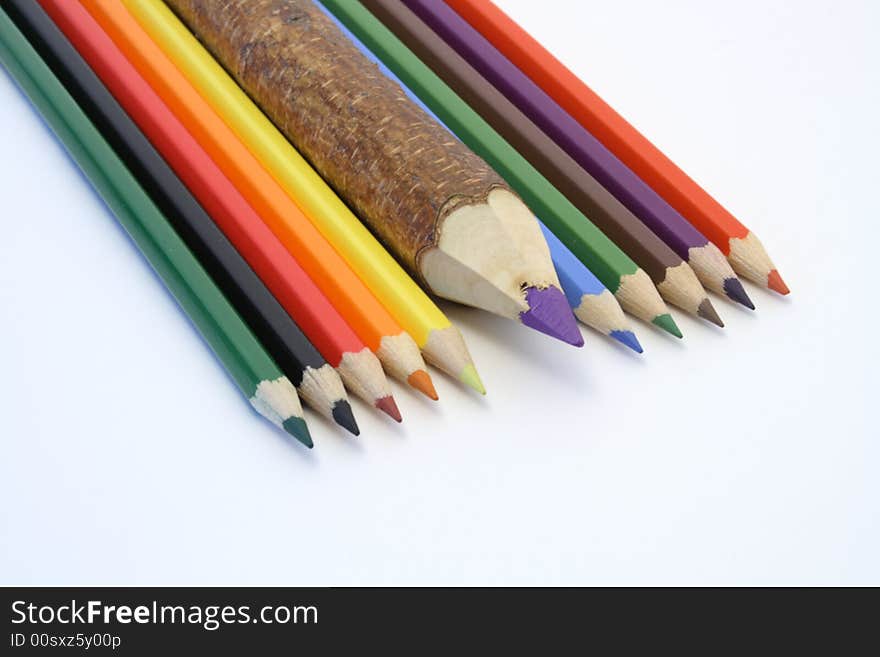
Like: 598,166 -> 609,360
653,313 -> 683,338
331,401 -> 360,436
407,369 -> 439,400
723,277 -> 755,310
376,395 -> 403,422
520,285 -> 583,346
767,269 -> 790,295
460,363 -> 486,395
609,329 -> 644,354
698,298 -> 724,327
282,416 -> 313,448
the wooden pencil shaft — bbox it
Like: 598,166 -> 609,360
0,9 -> 304,431
6,0 -> 328,391
364,0 -> 685,286
164,0 -> 568,326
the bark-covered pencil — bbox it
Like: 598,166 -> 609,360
445,0 -> 788,295
0,9 -> 311,446
364,0 -> 723,327
314,0 -> 680,337
165,0 -> 584,347
40,0 -> 401,421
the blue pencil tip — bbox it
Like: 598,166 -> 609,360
610,330 -> 644,354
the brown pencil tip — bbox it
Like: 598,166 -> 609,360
698,298 -> 725,328
376,395 -> 403,422
407,369 -> 439,400
767,269 -> 790,295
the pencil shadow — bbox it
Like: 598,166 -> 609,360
264,423 -> 321,465
305,410 -> 365,453
747,281 -> 795,307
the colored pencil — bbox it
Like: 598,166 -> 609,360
402,0 -> 745,318
323,4 -> 640,353
444,0 -> 788,295
124,0 -> 483,395
539,223 -> 642,353
80,0 -> 437,401
167,0 -> 584,348
0,9 -> 312,446
364,0 -> 724,327
6,0 -> 358,436
39,0 -> 400,421
315,0 -> 680,338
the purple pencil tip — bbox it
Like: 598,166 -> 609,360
520,285 -> 583,346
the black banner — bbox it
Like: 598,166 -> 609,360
1,586 -> 873,653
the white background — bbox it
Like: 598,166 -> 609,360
1,0 -> 877,585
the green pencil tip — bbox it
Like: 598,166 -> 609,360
460,363 -> 486,395
282,416 -> 313,448
652,313 -> 683,339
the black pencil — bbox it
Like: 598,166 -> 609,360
6,0 -> 358,435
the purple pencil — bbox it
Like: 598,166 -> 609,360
403,0 -> 753,310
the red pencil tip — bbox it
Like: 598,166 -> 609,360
767,269 -> 790,295
407,370 -> 439,400
375,395 -> 403,422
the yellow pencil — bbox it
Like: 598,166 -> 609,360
125,0 -> 484,394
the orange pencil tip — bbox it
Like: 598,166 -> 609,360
767,269 -> 790,295
375,396 -> 403,423
408,369 -> 439,400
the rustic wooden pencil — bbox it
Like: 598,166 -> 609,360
81,0 -> 438,401
313,0 -> 680,337
7,0 -> 358,435
326,5 -> 640,353
401,0 -> 745,319
166,0 -> 585,347
0,8 -> 312,446
363,0 -> 723,328
39,0 -> 401,422
125,0 -> 483,395
444,0 -> 788,295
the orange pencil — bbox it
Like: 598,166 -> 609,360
81,0 -> 438,399
444,0 -> 788,295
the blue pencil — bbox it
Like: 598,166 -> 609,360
315,1 -> 641,352
539,223 -> 642,352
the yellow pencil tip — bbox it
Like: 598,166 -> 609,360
460,364 -> 486,395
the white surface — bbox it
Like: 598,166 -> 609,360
0,0 -> 877,585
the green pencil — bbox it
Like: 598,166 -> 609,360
318,0 -> 680,337
0,9 -> 313,447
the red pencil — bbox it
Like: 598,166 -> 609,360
39,0 -> 401,420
